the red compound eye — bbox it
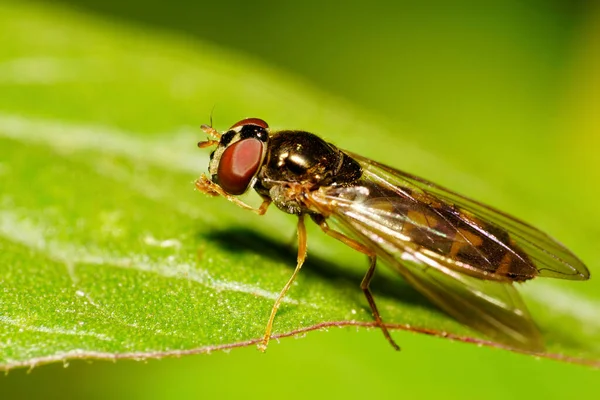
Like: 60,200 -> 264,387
217,138 -> 264,195
229,118 -> 269,130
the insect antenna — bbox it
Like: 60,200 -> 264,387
209,104 -> 216,129
198,108 -> 221,148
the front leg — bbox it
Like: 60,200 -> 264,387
258,214 -> 308,352
195,174 -> 271,215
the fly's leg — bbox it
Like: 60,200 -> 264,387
258,215 -> 307,352
195,174 -> 271,215
315,217 -> 401,351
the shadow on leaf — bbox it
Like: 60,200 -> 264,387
196,227 -> 439,313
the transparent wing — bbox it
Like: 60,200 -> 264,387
303,152 -> 593,350
388,247 -> 544,351
308,183 -> 545,351
346,151 -> 589,281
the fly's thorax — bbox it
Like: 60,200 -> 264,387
257,131 -> 362,187
255,130 -> 362,215
208,119 -> 270,195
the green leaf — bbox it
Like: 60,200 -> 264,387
1,1 -> 598,370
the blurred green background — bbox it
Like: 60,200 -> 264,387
1,0 -> 599,398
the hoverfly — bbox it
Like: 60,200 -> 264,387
196,117 -> 590,352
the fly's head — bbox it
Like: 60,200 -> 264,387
198,118 -> 270,196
